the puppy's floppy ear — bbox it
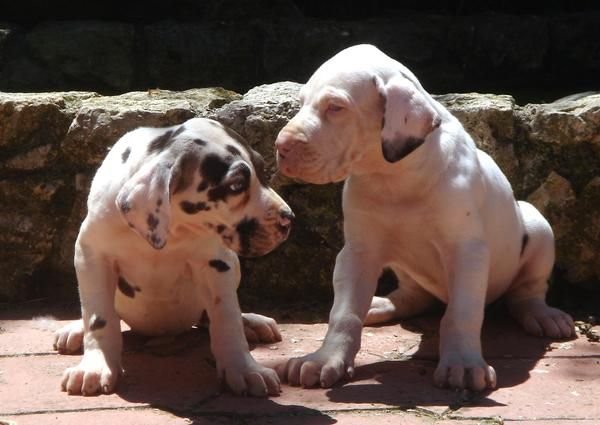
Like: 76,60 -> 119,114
375,75 -> 441,163
116,159 -> 173,249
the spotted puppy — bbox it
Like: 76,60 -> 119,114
54,117 -> 293,397
275,44 -> 574,391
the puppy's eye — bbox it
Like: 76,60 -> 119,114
327,104 -> 344,113
229,181 -> 245,193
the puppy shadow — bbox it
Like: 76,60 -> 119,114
116,327 -> 335,424
327,303 -> 576,410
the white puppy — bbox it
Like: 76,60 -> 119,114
54,118 -> 294,397
274,44 -> 574,391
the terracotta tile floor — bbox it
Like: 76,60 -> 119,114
0,303 -> 598,425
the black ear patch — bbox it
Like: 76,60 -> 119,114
208,259 -> 231,272
382,136 -> 425,163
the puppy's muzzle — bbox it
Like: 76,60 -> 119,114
275,130 -> 306,177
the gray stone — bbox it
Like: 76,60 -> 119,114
0,84 -> 598,303
62,88 -> 241,167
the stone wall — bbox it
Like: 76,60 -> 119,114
0,84 -> 598,306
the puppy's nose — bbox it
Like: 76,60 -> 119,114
275,131 -> 304,157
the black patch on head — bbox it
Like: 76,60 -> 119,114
236,217 -> 259,256
201,153 -> 231,186
197,180 -> 209,192
382,136 -> 425,163
216,224 -> 226,234
226,145 -> 242,156
375,267 -> 399,296
147,126 -> 185,154
121,147 -> 131,163
208,259 -> 231,272
521,233 -> 529,256
147,213 -> 159,231
207,162 -> 251,202
148,130 -> 173,153
90,315 -> 107,331
180,200 -> 209,214
171,152 -> 200,195
194,138 -> 207,147
118,277 -> 141,298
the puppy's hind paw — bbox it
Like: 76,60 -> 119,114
242,313 -> 282,344
54,319 -> 84,354
511,299 -> 575,339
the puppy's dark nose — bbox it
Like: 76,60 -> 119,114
278,209 -> 295,234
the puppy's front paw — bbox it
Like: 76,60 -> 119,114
434,350 -> 496,391
220,353 -> 281,397
61,350 -> 121,396
242,313 -> 282,344
54,319 -> 84,354
277,346 -> 354,389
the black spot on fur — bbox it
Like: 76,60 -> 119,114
148,130 -> 173,153
194,138 -> 207,146
197,180 -> 209,192
119,199 -> 131,214
382,136 -> 425,163
375,268 -> 399,296
118,277 -> 141,298
207,162 -> 251,202
209,259 -> 230,272
180,200 -> 209,214
236,217 -> 259,256
216,224 -> 226,234
147,127 -> 185,154
121,147 -> 131,163
147,213 -> 159,231
90,315 -> 107,331
149,233 -> 164,249
201,153 -> 231,187
226,145 -> 242,156
157,198 -> 163,207
171,152 -> 200,195
521,233 -> 529,256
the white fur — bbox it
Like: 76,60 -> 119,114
275,45 -> 574,391
55,118 -> 292,397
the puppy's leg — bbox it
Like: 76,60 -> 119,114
203,256 -> 280,397
242,313 -> 282,344
278,244 -> 381,388
434,239 -> 496,391
507,201 -> 575,338
365,272 -> 437,325
61,235 -> 122,396
54,319 -> 84,354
